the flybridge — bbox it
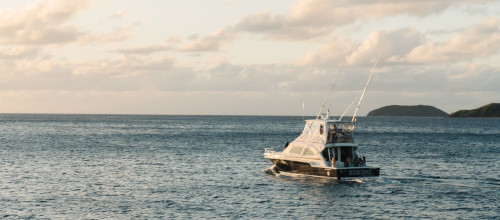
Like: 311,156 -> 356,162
298,117 -> 356,147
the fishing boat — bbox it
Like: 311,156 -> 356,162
264,56 -> 382,180
263,112 -> 380,180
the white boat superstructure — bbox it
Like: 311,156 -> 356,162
264,113 -> 380,179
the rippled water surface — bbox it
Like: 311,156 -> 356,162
0,114 -> 499,219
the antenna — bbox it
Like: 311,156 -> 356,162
352,50 -> 383,123
302,101 -> 305,122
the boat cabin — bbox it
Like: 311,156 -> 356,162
321,144 -> 365,168
284,119 -> 366,168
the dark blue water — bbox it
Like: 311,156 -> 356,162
0,114 -> 498,219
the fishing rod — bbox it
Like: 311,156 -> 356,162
351,50 -> 383,123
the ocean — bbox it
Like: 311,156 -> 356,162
0,114 -> 498,219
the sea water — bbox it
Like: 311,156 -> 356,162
0,114 -> 498,219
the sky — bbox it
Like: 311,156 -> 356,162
0,0 -> 499,116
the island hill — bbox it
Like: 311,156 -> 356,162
367,103 -> 500,117
449,103 -> 500,117
367,105 -> 448,117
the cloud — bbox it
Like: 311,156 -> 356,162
235,9 -> 332,41
111,9 -> 128,19
1,45 -> 498,116
346,28 -> 425,66
179,28 -> 237,52
115,28 -> 236,55
71,56 -> 177,80
79,26 -> 134,44
0,0 -> 133,46
0,53 -> 332,93
111,29 -> 237,55
0,46 -> 43,59
236,0 -> 491,40
191,63 -> 294,91
4,50 -> 496,95
0,54 -> 191,92
300,35 -> 355,67
111,44 -> 173,55
301,28 -> 425,67
445,63 -> 500,92
302,18 -> 500,67
0,0 -> 90,45
190,62 -> 378,93
405,18 -> 500,63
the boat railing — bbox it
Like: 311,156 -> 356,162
264,148 -> 275,155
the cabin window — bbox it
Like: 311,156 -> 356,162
289,146 -> 304,154
303,149 -> 315,156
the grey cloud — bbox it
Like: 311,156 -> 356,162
186,60 -> 498,95
444,64 -> 500,92
1,55 -> 498,116
0,56 -> 180,92
191,62 -> 305,92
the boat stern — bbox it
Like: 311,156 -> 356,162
337,167 -> 380,179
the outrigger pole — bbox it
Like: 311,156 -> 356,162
339,96 -> 358,121
352,50 -> 383,123
305,59 -> 346,135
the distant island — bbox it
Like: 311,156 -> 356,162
449,103 -> 500,117
367,105 -> 448,117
